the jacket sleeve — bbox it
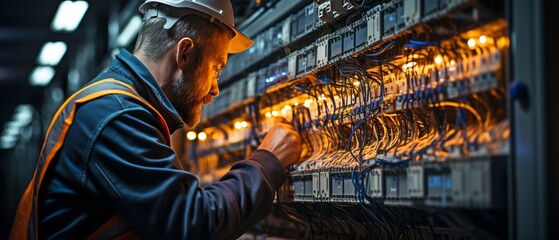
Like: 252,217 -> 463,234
86,108 -> 286,240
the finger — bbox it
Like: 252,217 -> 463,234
274,116 -> 289,124
278,122 -> 296,131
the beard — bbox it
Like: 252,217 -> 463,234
163,66 -> 212,128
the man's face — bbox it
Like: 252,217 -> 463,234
166,35 -> 229,128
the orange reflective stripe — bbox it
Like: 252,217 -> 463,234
37,89 -> 170,189
10,79 -> 171,240
87,216 -> 141,240
114,230 -> 142,240
9,177 -> 35,239
94,90 -> 171,141
40,79 -> 133,156
87,215 -> 121,240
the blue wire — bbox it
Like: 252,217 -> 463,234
409,39 -> 439,46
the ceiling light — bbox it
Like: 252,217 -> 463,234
13,104 -> 34,125
29,66 -> 55,86
5,121 -> 21,131
1,134 -> 17,142
0,135 -> 18,149
38,42 -> 67,66
4,124 -> 20,136
117,15 -> 143,47
51,1 -> 89,32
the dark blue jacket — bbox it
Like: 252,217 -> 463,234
37,49 -> 286,239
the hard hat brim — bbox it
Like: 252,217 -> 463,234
228,28 -> 253,54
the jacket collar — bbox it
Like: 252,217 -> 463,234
107,49 -> 185,133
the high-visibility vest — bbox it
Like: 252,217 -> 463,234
10,78 -> 171,240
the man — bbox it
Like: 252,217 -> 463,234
10,0 -> 302,239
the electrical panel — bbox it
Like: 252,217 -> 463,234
194,0 -> 510,238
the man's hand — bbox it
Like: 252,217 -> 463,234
257,117 -> 302,169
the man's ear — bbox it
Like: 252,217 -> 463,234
176,37 -> 195,70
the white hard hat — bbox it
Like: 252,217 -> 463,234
139,0 -> 253,53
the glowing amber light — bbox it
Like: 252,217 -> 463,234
467,38 -> 476,48
479,35 -> 487,44
497,37 -> 509,48
403,62 -> 416,69
198,132 -> 207,141
187,131 -> 197,140
434,55 -> 443,65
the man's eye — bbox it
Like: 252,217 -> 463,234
215,67 -> 223,80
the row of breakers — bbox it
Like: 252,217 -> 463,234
204,0 -> 473,120
286,156 -> 507,209
221,0 -> 470,83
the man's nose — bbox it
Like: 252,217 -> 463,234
209,80 -> 219,97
